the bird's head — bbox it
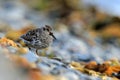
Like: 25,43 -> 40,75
43,25 -> 56,40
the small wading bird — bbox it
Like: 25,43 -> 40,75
20,25 -> 56,55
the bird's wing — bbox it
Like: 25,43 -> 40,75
20,28 -> 43,45
20,29 -> 36,42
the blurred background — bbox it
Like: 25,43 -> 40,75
1,0 -> 120,80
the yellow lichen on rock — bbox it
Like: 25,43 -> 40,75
5,24 -> 36,41
0,37 -> 19,47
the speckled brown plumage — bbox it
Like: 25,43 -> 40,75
20,25 -> 56,55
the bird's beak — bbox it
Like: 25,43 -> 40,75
49,32 -> 56,40
52,34 -> 56,40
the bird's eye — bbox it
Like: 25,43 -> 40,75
43,27 -> 46,31
47,28 -> 50,31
